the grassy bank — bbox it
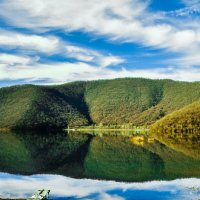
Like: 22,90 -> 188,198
66,126 -> 149,136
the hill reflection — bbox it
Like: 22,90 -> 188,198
0,130 -> 200,182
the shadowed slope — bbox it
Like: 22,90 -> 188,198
0,84 -> 89,130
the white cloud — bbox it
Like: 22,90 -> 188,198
166,7 -> 200,17
0,30 -> 60,54
0,62 -> 95,83
0,55 -> 199,85
1,0 -> 200,66
65,45 -> 100,62
0,0 -> 148,30
169,54 -> 200,66
0,53 -> 36,65
64,45 -> 123,66
182,0 -> 200,6
99,56 -> 125,68
0,0 -> 195,50
0,29 -> 124,73
0,0 -> 199,82
163,0 -> 200,17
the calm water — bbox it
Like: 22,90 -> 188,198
0,130 -> 200,199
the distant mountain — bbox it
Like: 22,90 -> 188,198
0,78 -> 200,130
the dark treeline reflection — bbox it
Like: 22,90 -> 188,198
0,130 -> 200,182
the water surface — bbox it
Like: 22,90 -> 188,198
0,130 -> 200,199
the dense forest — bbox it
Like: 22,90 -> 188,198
0,78 -> 200,130
0,84 -> 89,130
150,100 -> 200,158
150,100 -> 200,134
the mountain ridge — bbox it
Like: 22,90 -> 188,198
0,78 -> 200,130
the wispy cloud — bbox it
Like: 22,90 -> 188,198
0,0 -> 199,84
0,53 -> 36,65
182,0 -> 200,6
0,29 -> 125,84
0,0 -> 199,53
0,56 -> 199,85
0,30 -> 60,54
65,45 -> 124,67
65,45 -> 100,62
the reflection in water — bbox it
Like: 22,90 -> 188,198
0,173 -> 200,200
0,131 -> 91,176
0,130 -> 200,182
152,129 -> 200,160
130,135 -> 145,145
84,135 -> 164,181
0,130 -> 200,199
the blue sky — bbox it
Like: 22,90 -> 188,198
0,0 -> 200,86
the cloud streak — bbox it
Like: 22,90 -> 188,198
0,30 -> 60,54
0,56 -> 199,85
0,0 -> 199,84
1,0 -> 199,54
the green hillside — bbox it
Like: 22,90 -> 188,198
0,78 -> 200,130
150,100 -> 200,135
0,84 -> 89,130
150,100 -> 200,159
85,78 -> 200,125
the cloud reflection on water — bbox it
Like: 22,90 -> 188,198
0,173 -> 199,200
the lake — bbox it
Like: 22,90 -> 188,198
0,130 -> 200,199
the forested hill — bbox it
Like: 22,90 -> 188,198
0,78 -> 200,130
150,100 -> 200,134
150,100 -> 200,159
